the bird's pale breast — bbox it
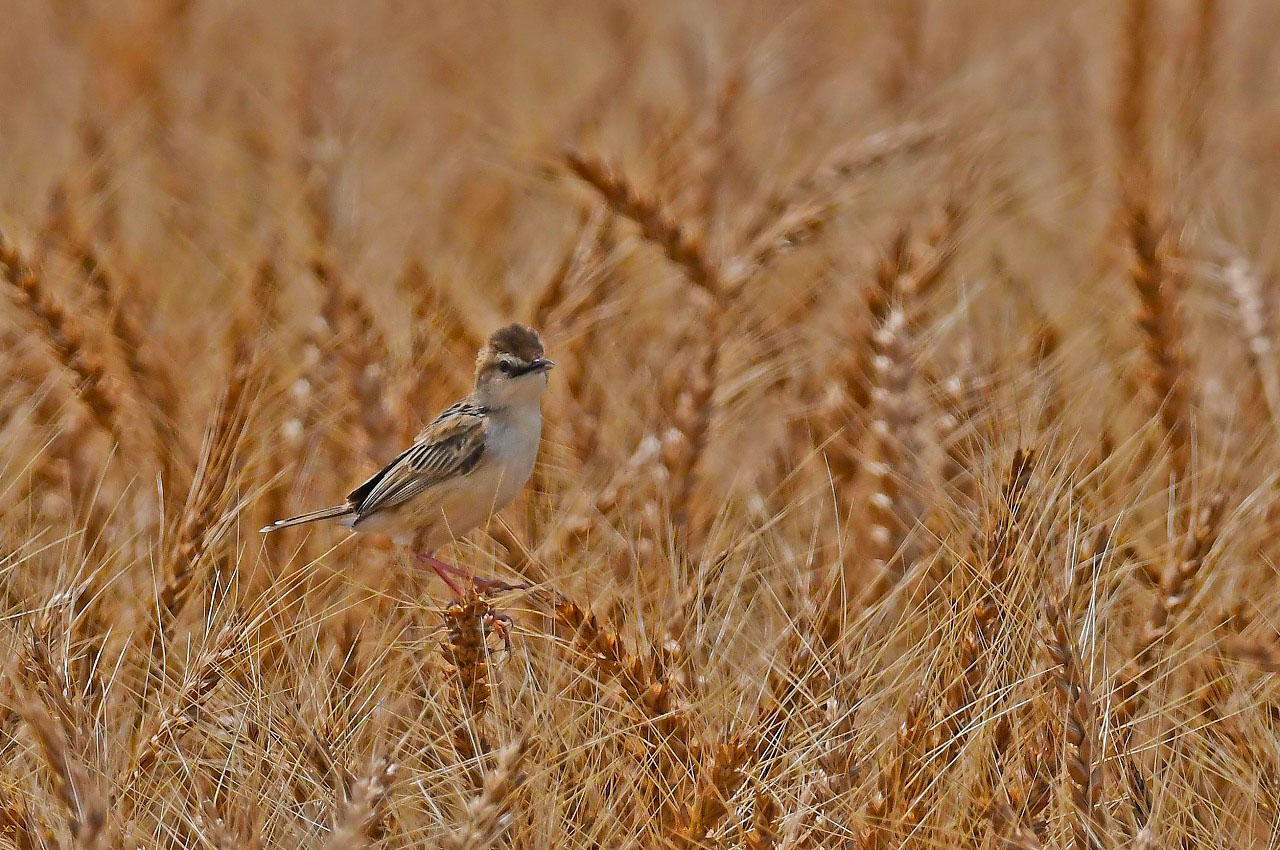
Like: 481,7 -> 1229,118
369,408 -> 541,551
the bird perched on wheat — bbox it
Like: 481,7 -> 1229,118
261,323 -> 553,596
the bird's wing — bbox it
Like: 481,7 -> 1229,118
345,403 -> 488,519
412,399 -> 476,443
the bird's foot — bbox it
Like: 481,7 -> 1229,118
418,551 -> 525,655
467,575 -> 530,594
417,551 -> 529,594
482,610 -> 514,656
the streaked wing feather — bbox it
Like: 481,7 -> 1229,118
349,404 -> 487,519
412,400 -> 474,443
345,401 -> 477,505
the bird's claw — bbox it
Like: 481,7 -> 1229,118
469,576 -> 530,594
482,611 -> 514,656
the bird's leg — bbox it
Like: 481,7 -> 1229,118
418,552 -> 527,593
417,551 -> 464,596
418,551 -> 515,654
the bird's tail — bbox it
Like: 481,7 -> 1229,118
259,504 -> 353,534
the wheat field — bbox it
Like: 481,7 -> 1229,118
0,0 -> 1278,847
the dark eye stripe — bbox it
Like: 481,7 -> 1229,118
508,361 -> 543,376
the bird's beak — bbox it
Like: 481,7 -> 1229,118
532,358 -> 555,372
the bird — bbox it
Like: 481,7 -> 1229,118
260,323 -> 553,597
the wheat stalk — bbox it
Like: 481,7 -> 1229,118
19,699 -> 105,849
1126,197 -> 1194,482
126,615 -> 245,789
740,122 -> 941,248
1216,246 -> 1280,426
669,735 -> 752,849
551,593 -> 696,763
441,588 -> 501,782
1116,0 -> 1153,193
742,791 -> 780,850
323,758 -> 398,850
0,230 -> 128,450
144,348 -> 255,666
1044,602 -> 1107,850
71,228 -> 188,487
444,737 -> 528,850
1114,493 -> 1225,739
564,149 -> 724,299
313,257 -> 396,462
857,686 -> 930,850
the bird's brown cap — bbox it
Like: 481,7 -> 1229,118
486,324 -> 544,362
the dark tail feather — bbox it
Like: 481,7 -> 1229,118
259,504 -> 353,533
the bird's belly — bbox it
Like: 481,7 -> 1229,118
359,412 -> 540,550
392,458 -> 532,549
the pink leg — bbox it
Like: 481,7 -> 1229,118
417,551 -> 463,596
418,551 -> 518,653
418,552 -> 526,593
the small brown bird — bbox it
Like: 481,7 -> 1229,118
261,323 -> 553,595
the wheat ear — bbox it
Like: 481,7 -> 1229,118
443,737 -> 528,850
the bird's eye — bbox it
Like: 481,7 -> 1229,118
498,361 -> 514,375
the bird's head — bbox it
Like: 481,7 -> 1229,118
473,323 -> 554,409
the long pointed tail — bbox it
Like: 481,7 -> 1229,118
259,504 -> 353,534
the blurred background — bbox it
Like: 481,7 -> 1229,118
1,1 -> 1280,848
